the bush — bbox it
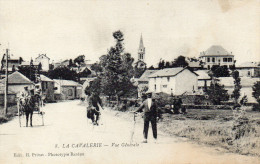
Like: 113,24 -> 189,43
252,104 -> 260,112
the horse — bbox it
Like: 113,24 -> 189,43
19,96 -> 35,127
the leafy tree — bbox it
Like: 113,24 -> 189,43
206,81 -> 229,105
90,62 -> 103,76
134,61 -> 146,78
19,57 -> 24,64
211,65 -> 230,77
74,55 -> 85,65
231,70 -> 242,105
18,65 -> 37,82
68,59 -> 74,67
47,66 -> 78,81
38,62 -> 42,73
85,77 -> 102,96
252,81 -> 260,111
12,65 -> 15,72
172,55 -> 189,67
158,59 -> 165,69
99,30 -> 135,102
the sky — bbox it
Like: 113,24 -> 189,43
0,0 -> 259,67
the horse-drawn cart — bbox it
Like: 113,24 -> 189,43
17,94 -> 45,127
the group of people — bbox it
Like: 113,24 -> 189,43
85,91 -> 186,144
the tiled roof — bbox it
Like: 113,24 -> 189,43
40,75 -> 53,82
21,61 -> 40,66
53,79 -> 81,87
138,70 -> 158,81
35,54 -> 50,60
200,45 -> 233,57
0,71 -> 33,84
236,62 -> 259,68
194,70 -> 211,80
149,67 -> 198,78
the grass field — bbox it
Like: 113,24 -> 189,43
110,105 -> 260,157
158,108 -> 260,156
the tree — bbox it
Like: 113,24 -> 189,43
74,55 -> 85,65
172,56 -> 189,67
12,65 -> 15,72
47,66 -> 78,81
99,30 -> 135,103
90,62 -> 103,76
252,81 -> 260,111
231,70 -> 242,105
18,65 -> 37,82
38,62 -> 42,73
211,65 -> 230,77
85,77 -> 102,96
134,61 -> 146,78
68,59 -> 74,67
206,81 -> 229,105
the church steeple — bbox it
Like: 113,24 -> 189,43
138,34 -> 145,62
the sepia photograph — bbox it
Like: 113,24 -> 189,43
0,0 -> 260,163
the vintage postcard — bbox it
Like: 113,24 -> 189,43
0,0 -> 260,164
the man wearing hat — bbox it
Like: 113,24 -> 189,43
134,91 -> 160,143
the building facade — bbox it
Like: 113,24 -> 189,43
199,45 -> 235,70
148,67 -> 198,95
35,54 -> 50,71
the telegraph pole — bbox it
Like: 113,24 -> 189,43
4,48 -> 9,115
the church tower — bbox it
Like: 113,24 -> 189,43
138,34 -> 145,62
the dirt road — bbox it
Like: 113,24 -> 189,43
0,100 -> 259,164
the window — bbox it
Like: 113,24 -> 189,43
154,84 -> 157,91
207,65 -> 210,70
212,58 -> 215,63
248,71 -> 251,76
68,89 -> 73,96
207,57 -> 210,62
167,77 -> 170,82
163,85 -> 167,88
228,58 -> 232,62
223,58 -> 228,62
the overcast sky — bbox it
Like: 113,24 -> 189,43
0,0 -> 259,66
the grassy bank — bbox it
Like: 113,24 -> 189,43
0,105 -> 18,124
108,105 -> 260,157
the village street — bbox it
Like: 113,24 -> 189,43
0,100 -> 259,164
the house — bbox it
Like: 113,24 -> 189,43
1,55 -> 23,72
199,45 -> 235,70
236,62 -> 260,77
218,77 -> 260,103
35,54 -> 50,71
137,70 -> 158,97
148,67 -> 198,95
0,71 -> 34,96
38,74 -> 55,102
21,61 -> 40,68
194,70 -> 211,93
53,79 -> 82,100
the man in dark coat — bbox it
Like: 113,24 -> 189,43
134,92 -> 160,143
88,92 -> 103,125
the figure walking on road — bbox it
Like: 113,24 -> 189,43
134,92 -> 161,143
87,92 -> 103,126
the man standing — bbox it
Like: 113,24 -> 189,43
134,92 -> 160,143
